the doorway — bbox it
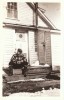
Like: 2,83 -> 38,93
15,30 -> 28,61
37,30 -> 45,65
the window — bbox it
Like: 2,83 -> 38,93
7,2 -> 17,19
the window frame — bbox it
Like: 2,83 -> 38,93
7,2 -> 18,19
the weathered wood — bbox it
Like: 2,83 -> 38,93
3,66 -> 51,82
26,66 -> 51,79
3,79 -> 60,96
37,30 -> 45,64
45,32 -> 51,65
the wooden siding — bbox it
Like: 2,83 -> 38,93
17,3 -> 33,25
3,3 -> 33,26
51,33 -> 60,70
45,32 -> 51,65
3,28 -> 15,67
3,28 -> 52,67
28,31 -> 38,65
37,30 -> 51,65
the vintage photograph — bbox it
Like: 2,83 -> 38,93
1,1 -> 60,97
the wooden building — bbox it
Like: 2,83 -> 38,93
1,2 -> 60,72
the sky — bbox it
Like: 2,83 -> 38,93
38,3 -> 61,29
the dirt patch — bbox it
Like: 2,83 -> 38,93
3,79 -> 60,96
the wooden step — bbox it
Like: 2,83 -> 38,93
27,70 -> 50,75
3,66 -> 51,81
26,66 -> 51,79
12,66 -> 51,79
27,72 -> 50,75
3,78 -> 60,96
27,68 -> 50,73
27,75 -> 47,79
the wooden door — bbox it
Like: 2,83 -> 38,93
38,30 -> 45,65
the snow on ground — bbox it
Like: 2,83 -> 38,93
9,88 -> 60,97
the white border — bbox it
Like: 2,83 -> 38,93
1,0 -> 61,3
0,0 -> 63,100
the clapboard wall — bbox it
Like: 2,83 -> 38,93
51,33 -> 60,70
3,28 -> 16,67
17,3 -> 33,25
3,3 -> 33,26
3,29 -> 38,67
45,32 -> 51,65
28,31 -> 38,65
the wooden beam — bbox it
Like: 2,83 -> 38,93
26,3 -> 56,29
34,3 -> 38,27
3,22 -> 37,31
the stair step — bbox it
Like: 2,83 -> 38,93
27,71 -> 50,74
27,72 -> 49,75
27,66 -> 51,72
27,75 -> 47,79
3,66 -> 51,81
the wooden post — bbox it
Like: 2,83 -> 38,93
27,32 -> 30,65
35,3 -> 38,27
33,3 -> 38,27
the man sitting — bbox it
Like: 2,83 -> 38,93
9,49 -> 28,77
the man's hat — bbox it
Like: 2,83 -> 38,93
17,49 -> 22,53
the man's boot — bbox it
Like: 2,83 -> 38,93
9,65 -> 13,76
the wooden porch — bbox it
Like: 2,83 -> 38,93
3,65 -> 51,82
3,65 -> 60,96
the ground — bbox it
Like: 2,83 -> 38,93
3,70 -> 60,97
9,88 -> 60,97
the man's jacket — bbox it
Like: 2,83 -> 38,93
9,53 -> 28,65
